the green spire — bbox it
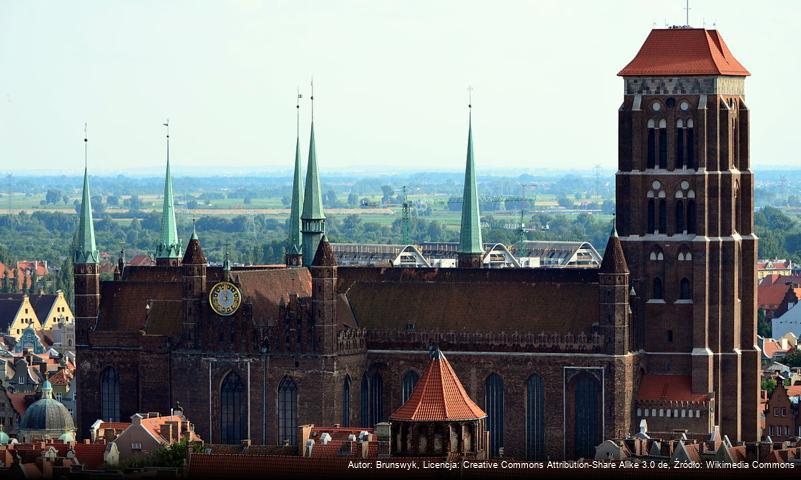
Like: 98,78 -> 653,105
190,218 -> 198,241
75,127 -> 98,265
301,123 -> 325,221
301,90 -> 326,266
288,99 -> 304,257
156,123 -> 181,260
458,107 -> 483,254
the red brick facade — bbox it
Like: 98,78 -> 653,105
75,28 -> 759,461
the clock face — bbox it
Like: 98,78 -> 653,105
209,281 -> 242,316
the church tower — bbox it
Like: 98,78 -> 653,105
617,28 -> 758,441
301,93 -> 326,266
156,122 -> 182,266
74,128 -> 100,348
457,102 -> 483,268
181,223 -> 207,347
598,224 -> 631,356
286,94 -> 304,267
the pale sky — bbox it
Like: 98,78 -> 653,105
0,0 -> 797,175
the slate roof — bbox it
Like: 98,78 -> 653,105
618,28 -> 750,76
390,350 -> 486,422
0,295 -> 24,331
637,375 -> 710,402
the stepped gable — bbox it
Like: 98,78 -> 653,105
390,349 -> 486,422
618,28 -> 749,76
338,266 -> 600,334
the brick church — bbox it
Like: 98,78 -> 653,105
75,27 -> 759,460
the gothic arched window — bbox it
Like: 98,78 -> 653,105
675,199 -> 685,233
401,371 -> 420,404
360,374 -> 369,427
647,199 -> 656,233
485,373 -> 504,456
676,119 -> 685,168
221,371 -> 245,444
687,200 -> 697,234
680,278 -> 691,300
653,278 -> 663,300
369,372 -> 384,426
100,367 -> 120,422
658,119 -> 668,169
526,374 -> 545,460
342,376 -> 351,427
658,198 -> 667,233
647,122 -> 656,169
278,376 -> 298,445
687,119 -> 695,169
573,375 -> 601,459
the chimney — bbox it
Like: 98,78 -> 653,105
160,423 -> 174,444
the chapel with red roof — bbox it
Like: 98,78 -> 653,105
74,26 -> 759,461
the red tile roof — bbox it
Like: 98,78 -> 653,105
762,339 -> 791,359
636,375 -> 710,402
390,350 -> 486,422
619,28 -> 749,77
48,369 -> 71,386
758,283 -> 801,309
73,443 -> 107,469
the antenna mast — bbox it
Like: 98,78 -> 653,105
401,185 -> 411,245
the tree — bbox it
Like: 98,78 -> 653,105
45,189 -> 62,205
381,185 -> 394,203
761,378 -> 777,396
757,309 -> 771,338
187,199 -> 199,209
783,350 -> 801,368
347,192 -> 359,207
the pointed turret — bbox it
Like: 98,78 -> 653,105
301,92 -> 326,266
457,104 -> 483,268
599,221 -> 631,355
286,96 -> 304,266
600,223 -> 629,274
74,164 -> 98,264
182,221 -> 207,265
156,123 -> 182,265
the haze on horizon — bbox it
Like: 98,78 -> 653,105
0,0 -> 797,176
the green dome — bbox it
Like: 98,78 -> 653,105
0,429 -> 9,445
19,382 -> 75,434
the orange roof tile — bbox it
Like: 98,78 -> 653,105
98,421 -> 131,431
619,28 -> 749,77
636,375 -> 710,402
390,350 -> 486,422
786,386 -> 801,398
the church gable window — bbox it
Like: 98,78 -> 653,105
100,367 -> 120,423
221,371 -> 245,445
278,376 -> 298,445
485,373 -> 504,456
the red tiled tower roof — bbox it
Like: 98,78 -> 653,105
618,28 -> 749,77
390,349 -> 486,422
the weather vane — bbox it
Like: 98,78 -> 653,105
310,77 -> 315,121
467,85 -> 473,109
83,123 -> 88,168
